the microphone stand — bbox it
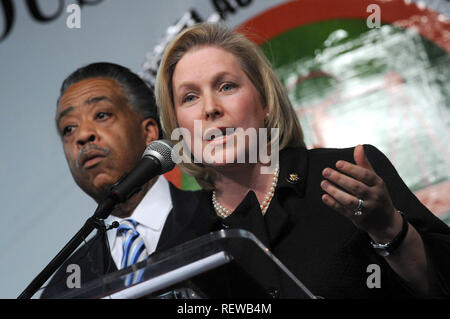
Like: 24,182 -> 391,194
17,196 -> 117,299
18,143 -> 170,299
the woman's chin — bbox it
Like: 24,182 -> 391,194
203,155 -> 235,166
203,152 -> 254,169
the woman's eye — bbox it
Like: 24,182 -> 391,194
221,83 -> 237,92
182,94 -> 197,104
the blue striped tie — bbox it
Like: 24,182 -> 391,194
117,219 -> 148,286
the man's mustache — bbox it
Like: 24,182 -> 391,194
76,144 -> 110,169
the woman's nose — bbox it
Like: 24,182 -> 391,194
203,94 -> 223,121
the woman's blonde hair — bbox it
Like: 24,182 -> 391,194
155,23 -> 305,190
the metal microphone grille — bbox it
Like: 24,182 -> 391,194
143,139 -> 175,173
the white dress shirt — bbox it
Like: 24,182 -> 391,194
104,176 -> 173,269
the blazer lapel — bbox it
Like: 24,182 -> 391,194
155,184 -> 206,252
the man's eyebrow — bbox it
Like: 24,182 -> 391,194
56,96 -> 114,129
56,106 -> 74,128
85,96 -> 111,104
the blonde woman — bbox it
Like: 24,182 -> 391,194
156,23 -> 450,298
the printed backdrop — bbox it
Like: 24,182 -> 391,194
0,0 -> 448,298
168,0 -> 450,224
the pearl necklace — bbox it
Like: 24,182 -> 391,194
212,166 -> 280,219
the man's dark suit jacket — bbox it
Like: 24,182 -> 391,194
40,183 -> 201,299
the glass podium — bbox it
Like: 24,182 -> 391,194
47,229 -> 317,299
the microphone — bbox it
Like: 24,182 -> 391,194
107,139 -> 175,205
18,140 -> 174,299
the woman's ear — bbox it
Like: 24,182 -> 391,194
264,106 -> 270,126
141,117 -> 160,145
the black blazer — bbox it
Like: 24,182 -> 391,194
40,183 -> 201,298
164,145 -> 450,298
41,145 -> 450,298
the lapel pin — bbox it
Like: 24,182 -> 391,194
286,173 -> 300,184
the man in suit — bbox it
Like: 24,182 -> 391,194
41,62 -> 199,298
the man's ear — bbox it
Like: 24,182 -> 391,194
141,118 -> 159,145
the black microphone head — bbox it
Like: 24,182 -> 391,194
143,139 -> 175,173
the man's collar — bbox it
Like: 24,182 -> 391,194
104,175 -> 172,246
131,175 -> 172,230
